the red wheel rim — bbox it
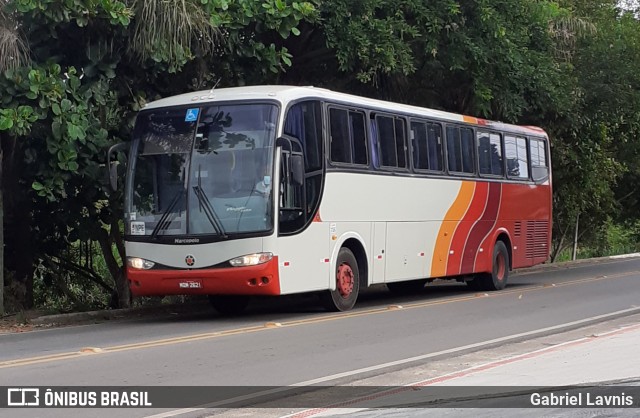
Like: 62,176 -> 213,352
336,263 -> 354,297
496,252 -> 506,281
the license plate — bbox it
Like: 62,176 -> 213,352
179,280 -> 202,289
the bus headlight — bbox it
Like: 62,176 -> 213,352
229,253 -> 273,267
127,257 -> 155,270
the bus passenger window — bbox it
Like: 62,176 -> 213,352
351,112 -> 368,165
529,139 -> 547,167
394,118 -> 407,168
330,108 -> 351,163
376,115 -> 407,169
411,121 -> 443,172
446,126 -> 475,174
478,131 -> 504,176
329,107 -> 368,166
460,128 -> 474,173
505,136 -> 529,179
428,123 -> 443,171
446,126 -> 460,172
411,122 -> 428,170
529,138 -> 548,181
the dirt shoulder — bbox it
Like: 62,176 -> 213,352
0,300 -> 212,334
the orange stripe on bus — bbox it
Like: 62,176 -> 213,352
430,182 -> 475,277
463,115 -> 489,126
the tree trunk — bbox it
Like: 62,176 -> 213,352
97,226 -> 130,308
550,224 -> 569,263
2,135 -> 36,309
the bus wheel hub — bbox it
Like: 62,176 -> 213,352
337,263 -> 354,297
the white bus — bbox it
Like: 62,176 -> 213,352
111,85 -> 552,314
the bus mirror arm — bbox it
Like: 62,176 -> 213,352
107,142 -> 129,191
276,135 -> 305,187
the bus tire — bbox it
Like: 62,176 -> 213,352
469,241 -> 509,291
208,295 -> 250,316
387,279 -> 427,294
321,247 -> 360,312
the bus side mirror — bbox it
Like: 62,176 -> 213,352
291,154 -> 304,187
107,142 -> 129,191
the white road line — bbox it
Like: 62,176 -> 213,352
145,306 -> 640,418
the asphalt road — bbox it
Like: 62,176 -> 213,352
1,256 -> 639,417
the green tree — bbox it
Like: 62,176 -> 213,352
0,0 -> 318,311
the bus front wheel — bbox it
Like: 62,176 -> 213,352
321,247 -> 360,312
208,295 -> 250,316
468,241 -> 509,291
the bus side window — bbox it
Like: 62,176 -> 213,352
529,138 -> 548,181
376,115 -> 407,169
427,122 -> 443,171
351,112 -> 368,165
505,135 -> 529,180
329,107 -> 368,166
478,131 -> 504,176
329,108 -> 350,163
446,126 -> 475,175
460,127 -> 475,173
412,121 -> 443,172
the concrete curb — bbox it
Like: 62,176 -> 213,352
514,252 -> 640,275
28,300 -> 211,326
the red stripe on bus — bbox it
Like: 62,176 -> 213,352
461,183 -> 502,274
446,182 -> 489,276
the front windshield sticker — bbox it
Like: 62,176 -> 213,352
131,221 -> 146,235
185,108 -> 199,122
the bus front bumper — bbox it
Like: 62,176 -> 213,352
126,257 -> 281,297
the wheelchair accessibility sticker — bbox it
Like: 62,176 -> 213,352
185,108 -> 199,122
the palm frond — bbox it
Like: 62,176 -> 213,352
0,6 -> 31,72
549,16 -> 596,61
128,0 -> 219,64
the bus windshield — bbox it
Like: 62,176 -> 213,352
125,103 -> 278,239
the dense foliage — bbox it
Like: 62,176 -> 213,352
1,0 -> 639,313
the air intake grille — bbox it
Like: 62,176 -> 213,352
526,220 -> 549,259
514,221 -> 522,238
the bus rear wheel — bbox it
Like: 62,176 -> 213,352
208,295 -> 250,316
467,241 -> 509,291
320,247 -> 360,312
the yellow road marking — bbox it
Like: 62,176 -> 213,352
1,270 -> 638,369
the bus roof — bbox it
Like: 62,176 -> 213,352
143,85 -> 548,138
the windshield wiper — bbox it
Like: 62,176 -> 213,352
151,189 -> 185,238
192,185 -> 228,238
